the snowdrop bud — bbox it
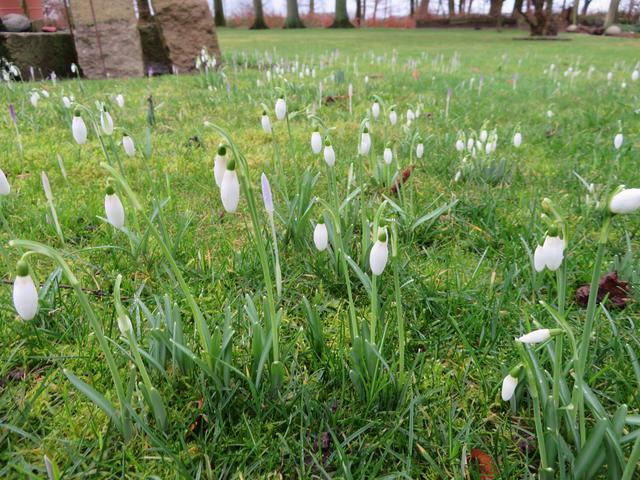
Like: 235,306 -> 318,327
513,132 -> 522,148
370,228 -> 389,275
100,109 -> 114,136
275,95 -> 286,121
533,235 -> 564,272
406,109 -> 415,124
383,144 -> 393,165
220,159 -> 240,213
610,188 -> 640,214
416,143 -> 424,159
614,133 -> 623,150
117,312 -> 133,335
485,142 -> 492,155
360,128 -> 371,155
213,145 -> 228,187
466,138 -> 474,152
0,168 -> 10,195
389,108 -> 397,125
105,186 -> 125,230
13,261 -> 39,320
454,170 -> 461,182
516,328 -> 551,344
313,219 -> 328,251
479,130 -> 488,143
455,139 -> 465,152
607,71 -> 613,82
261,172 -> 274,214
371,101 -> 380,119
115,94 -> 125,108
323,140 -> 335,167
30,92 -> 39,108
546,110 -> 553,118
62,96 -> 71,109
501,365 -> 522,401
72,111 -> 87,145
261,111 -> 272,134
122,135 -> 135,157
311,130 -> 322,154
632,70 -> 639,82
348,83 -> 353,98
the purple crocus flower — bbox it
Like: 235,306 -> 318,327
8,104 -> 16,125
261,173 -> 274,214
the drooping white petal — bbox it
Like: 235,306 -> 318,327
516,328 -> 551,344
501,374 -> 518,401
72,115 -> 87,145
213,154 -> 227,187
220,169 -> 240,213
389,110 -> 397,125
311,131 -> 322,154
371,102 -> 380,118
610,188 -> 640,214
533,245 -> 547,273
513,132 -> 522,148
323,145 -> 336,167
122,135 -> 135,157
360,132 -> 371,155
542,236 -> 564,271
0,169 -> 10,196
100,111 -> 114,135
115,94 -> 125,108
261,173 -> 274,213
370,240 -> 389,275
614,133 -> 623,150
416,143 -> 424,159
383,148 -> 393,165
105,193 -> 125,229
313,223 -> 328,251
13,275 -> 39,320
275,98 -> 286,121
456,139 -> 465,152
261,114 -> 272,134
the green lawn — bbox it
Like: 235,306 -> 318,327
1,28 -> 639,478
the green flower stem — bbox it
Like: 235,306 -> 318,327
391,222 -> 405,384
268,212 -> 282,300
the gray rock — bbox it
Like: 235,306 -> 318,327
2,14 -> 31,33
605,25 -> 622,36
566,24 -> 578,32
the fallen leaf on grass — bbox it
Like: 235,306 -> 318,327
575,271 -> 630,309
467,448 -> 496,480
391,165 -> 415,195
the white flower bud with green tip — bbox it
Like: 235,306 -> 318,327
72,111 -> 87,145
311,130 -> 322,154
275,95 -> 286,121
122,135 -> 135,157
456,139 -> 465,152
516,328 -> 555,344
359,128 -> 371,155
371,101 -> 380,119
13,260 -> 39,321
261,111 -> 271,134
100,108 -> 114,136
0,168 -> 10,195
383,143 -> 393,165
513,132 -> 522,148
220,159 -> 240,213
104,185 -> 125,230
370,227 -> 389,275
632,70 -> 639,82
115,94 -> 125,108
479,130 -> 488,143
389,108 -> 397,125
213,144 -> 228,187
501,365 -> 522,401
117,312 -> 133,336
614,133 -> 623,150
313,218 -> 328,251
610,187 -> 640,214
416,142 -> 424,159
62,96 -> 71,109
323,139 -> 335,167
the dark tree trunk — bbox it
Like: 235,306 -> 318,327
250,0 -> 269,29
448,0 -> 455,17
517,0 -> 554,35
581,0 -> 592,14
284,0 -> 305,28
310,0 -> 315,14
356,0 -> 362,24
416,0 -> 430,18
214,0 -> 226,27
458,0 -> 466,16
410,0 -> 415,16
512,0 -> 524,16
331,0 -> 355,27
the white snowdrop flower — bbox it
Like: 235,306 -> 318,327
466,138 -> 474,152
371,101 -> 380,119
275,96 -> 286,121
416,143 -> 424,159
476,140 -> 483,151
621,82 -> 627,89
100,109 -> 114,136
105,186 -> 125,230
546,110 -> 554,118
323,141 -> 336,167
517,329 -> 551,344
0,169 -> 10,195
479,130 -> 488,142
456,139 -> 465,152
62,96 -> 72,109
501,374 -> 519,401
389,108 -> 397,125
383,145 -> 393,165
122,135 -> 135,157
485,142 -> 492,155
30,91 -> 40,107
406,108 -> 415,125
359,128 -> 371,155
632,70 -> 639,82
311,130 -> 322,154
365,75 -> 369,84
454,170 -> 461,182
117,312 -> 133,336
115,94 -> 125,108
533,235 -> 564,272
607,71 -> 613,82
220,159 -> 240,213
71,63 -> 78,74
614,133 -> 623,150
41,90 -> 50,98
72,112 -> 87,145
610,188 -> 640,214
13,261 -> 39,320
261,111 -> 272,134
213,145 -> 228,187
313,220 -> 328,251
369,227 -> 389,275
513,132 -> 522,148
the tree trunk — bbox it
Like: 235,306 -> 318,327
581,0 -> 592,15
448,0 -> 455,17
284,0 -> 305,28
512,0 -> 524,16
416,0 -> 430,17
213,0 -> 226,27
570,0 -> 578,24
517,0 -> 553,36
356,0 -> 362,24
490,0 -> 503,28
467,0 -> 474,14
603,0 -> 620,28
250,0 -> 269,29
331,0 -> 355,27
458,0 -> 465,16
310,0 -> 315,14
